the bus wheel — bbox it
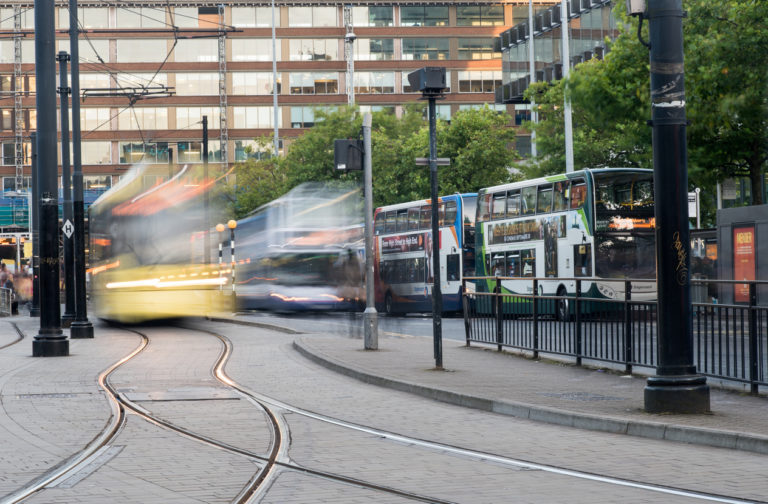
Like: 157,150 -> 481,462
385,292 -> 394,315
557,286 -> 570,321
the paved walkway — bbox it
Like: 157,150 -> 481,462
289,328 -> 768,455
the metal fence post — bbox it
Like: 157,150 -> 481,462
462,279 -> 471,346
575,279 -> 582,366
748,282 -> 758,395
624,280 -> 633,374
533,278 -> 539,359
495,277 -> 503,351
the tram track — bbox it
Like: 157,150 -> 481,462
197,319 -> 768,504
0,322 -> 24,350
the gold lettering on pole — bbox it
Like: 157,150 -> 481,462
672,231 -> 688,285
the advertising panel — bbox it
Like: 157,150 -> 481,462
733,225 -> 756,303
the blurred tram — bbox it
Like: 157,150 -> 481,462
234,182 -> 365,312
88,164 -> 229,323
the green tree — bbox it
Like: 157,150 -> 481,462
224,137 -> 287,219
686,0 -> 768,205
524,0 -> 768,209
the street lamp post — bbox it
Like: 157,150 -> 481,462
216,223 -> 225,290
228,219 -> 237,305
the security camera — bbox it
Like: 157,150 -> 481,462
345,32 -> 356,43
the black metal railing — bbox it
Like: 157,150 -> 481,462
462,276 -> 768,394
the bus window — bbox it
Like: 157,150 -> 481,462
414,257 -> 425,282
438,203 -> 446,227
420,205 -> 431,229
506,251 -> 520,277
553,181 -> 568,212
521,249 -> 536,277
491,253 -> 505,276
408,208 -> 420,230
570,180 -> 587,209
537,185 -> 553,213
477,193 -> 491,222
574,243 -> 592,277
506,190 -> 520,217
445,200 -> 457,225
521,186 -> 537,215
492,192 -> 506,219
399,209 -> 410,231
385,211 -> 396,233
374,212 -> 385,235
446,254 -> 460,281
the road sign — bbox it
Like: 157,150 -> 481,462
62,219 -> 74,239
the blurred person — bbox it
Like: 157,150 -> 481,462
0,272 -> 18,315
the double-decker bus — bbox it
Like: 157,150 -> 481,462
474,168 -> 656,318
374,193 -> 477,314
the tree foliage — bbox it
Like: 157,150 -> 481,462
228,104 -> 519,216
523,0 -> 768,212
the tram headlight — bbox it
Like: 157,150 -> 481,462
597,283 -> 616,299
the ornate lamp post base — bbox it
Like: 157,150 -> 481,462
70,320 -> 94,339
644,375 -> 710,413
32,335 -> 69,357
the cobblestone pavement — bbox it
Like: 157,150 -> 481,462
1,314 -> 767,503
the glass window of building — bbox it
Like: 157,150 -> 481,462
289,39 -> 338,61
354,39 -> 394,61
81,141 -> 111,165
175,73 -> 219,96
232,107 -> 278,129
176,140 -> 221,162
235,139 -> 284,161
0,75 -> 11,92
354,72 -> 395,94
173,7 -> 200,28
352,6 -> 393,27
458,38 -> 500,60
0,8 -> 33,29
400,6 -> 449,27
176,107 -> 219,130
58,39 -> 110,64
118,107 -> 168,130
80,7 -> 109,29
289,72 -> 338,94
232,38 -> 279,62
197,7 -> 220,29
290,107 -> 327,128
116,7 -> 166,28
116,39 -> 169,63
232,7 -> 273,28
174,39 -> 217,62
402,38 -> 449,61
20,40 -> 35,64
84,175 -> 112,191
458,71 -> 501,93
119,141 -> 170,164
456,5 -> 504,26
1,110 -> 11,131
81,108 -> 113,132
79,73 -> 111,90
232,72 -> 280,95
288,6 -> 337,27
358,105 -> 396,116
459,103 -> 507,112
2,176 -> 31,192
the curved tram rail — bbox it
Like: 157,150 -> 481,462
4,321 -> 765,504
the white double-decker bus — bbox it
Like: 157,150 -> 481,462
474,168 -> 656,318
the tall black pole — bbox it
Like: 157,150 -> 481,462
643,0 -> 708,412
202,115 -> 210,264
428,96 -> 442,369
57,51 -> 75,328
29,132 -> 40,317
68,0 -> 94,339
32,0 -> 67,357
